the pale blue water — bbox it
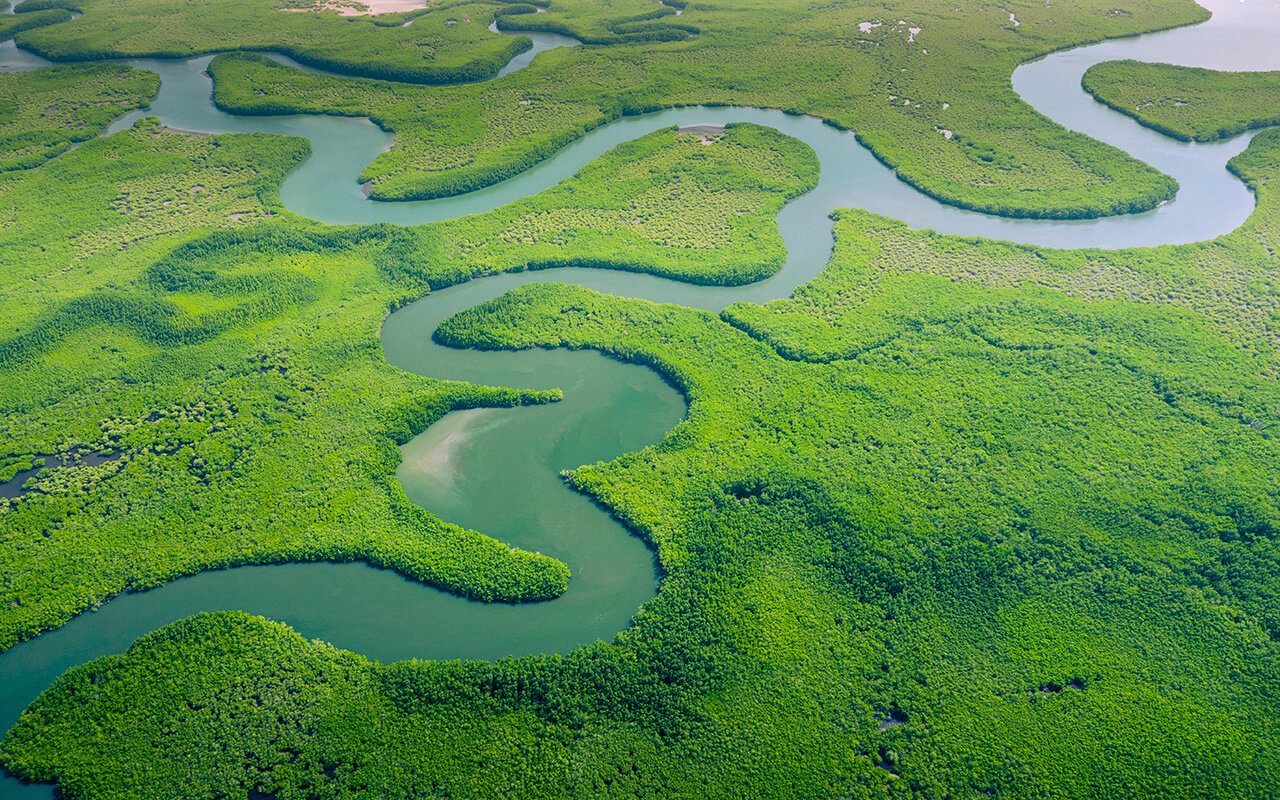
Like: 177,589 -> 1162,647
2,2 -> 1279,795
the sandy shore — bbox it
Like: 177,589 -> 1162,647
401,408 -> 504,491
678,124 -> 726,144
281,0 -> 431,17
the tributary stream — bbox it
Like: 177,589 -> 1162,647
1,1 -> 1279,794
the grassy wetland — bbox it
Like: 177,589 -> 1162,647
0,63 -> 157,169
200,0 -> 1207,214
1084,59 -> 1280,142
11,0 -> 530,83
1,0 -> 1280,798
0,118 -> 818,651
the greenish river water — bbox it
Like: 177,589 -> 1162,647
2,1 -> 1280,794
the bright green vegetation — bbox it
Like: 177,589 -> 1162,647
192,0 -> 1204,215
8,124 -> 1280,800
11,0 -> 697,66
0,64 -> 157,171
6,1 -> 1280,797
11,0 -> 534,84
12,0 -> 81,11
423,123 -> 818,286
0,456 -> 43,484
1083,59 -> 1280,142
491,0 -> 695,44
0,116 -> 570,638
0,119 -> 814,649
0,8 -> 73,42
725,136 -> 1280,363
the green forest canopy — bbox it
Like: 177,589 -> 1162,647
7,125 -> 1280,798
1084,58 -> 1280,142
0,63 -> 156,170
0,120 -> 818,649
2,1 -> 1280,798
26,0 -> 1208,216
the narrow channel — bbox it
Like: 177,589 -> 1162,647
2,2 -> 1279,796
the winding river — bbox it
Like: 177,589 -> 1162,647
2,0 -> 1280,795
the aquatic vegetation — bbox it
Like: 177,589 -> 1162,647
0,119 -> 813,649
1084,59 -> 1280,142
492,0 -> 696,44
427,122 -> 819,286
208,0 -> 1202,216
4,1 -> 1280,798
0,116 -> 308,333
0,7 -> 72,42
8,125 -> 1280,800
0,63 -> 157,170
725,131 -> 1280,365
13,0 -> 530,84
0,122 -> 571,642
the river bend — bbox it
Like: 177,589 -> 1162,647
2,2 -> 1279,795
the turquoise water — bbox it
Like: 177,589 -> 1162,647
2,2 -> 1280,795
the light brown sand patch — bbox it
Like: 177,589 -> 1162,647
678,124 -> 726,144
401,408 -> 502,492
281,0 -> 430,16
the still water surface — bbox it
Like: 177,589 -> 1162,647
2,1 -> 1280,794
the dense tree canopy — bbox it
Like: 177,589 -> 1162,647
2,1 -> 1280,798
197,0 -> 1205,215
1084,59 -> 1280,142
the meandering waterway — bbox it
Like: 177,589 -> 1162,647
2,1 -> 1280,795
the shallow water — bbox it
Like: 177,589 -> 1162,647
2,2 -> 1279,795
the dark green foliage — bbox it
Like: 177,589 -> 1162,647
0,116 -> 807,650
1084,59 -> 1280,142
0,7 -> 71,42
0,455 -> 43,484
492,3 -> 540,20
0,63 -> 158,171
1229,127 -> 1280,192
493,2 -> 694,45
13,0 -> 533,84
13,0 -> 81,12
201,0 -> 1204,215
8,120 -> 1280,799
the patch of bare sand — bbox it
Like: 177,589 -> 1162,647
678,124 -> 726,144
400,408 -> 504,493
281,0 -> 431,17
